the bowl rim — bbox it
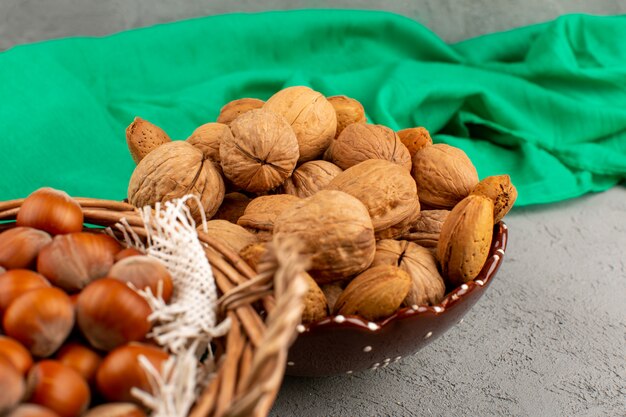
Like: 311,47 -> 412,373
296,221 -> 508,334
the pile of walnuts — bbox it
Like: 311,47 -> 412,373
127,86 -> 517,324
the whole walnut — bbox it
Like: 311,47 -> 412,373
282,160 -> 343,198
264,86 -> 337,162
213,192 -> 252,224
220,109 -> 299,193
217,98 -> 265,125
327,95 -> 366,138
411,144 -> 478,209
128,141 -> 225,222
325,123 -> 411,171
186,122 -> 233,164
326,159 -> 420,240
273,190 -> 376,283
397,127 -> 432,158
400,210 -> 449,248
198,220 -> 257,254
237,194 -> 300,233
373,240 -> 445,306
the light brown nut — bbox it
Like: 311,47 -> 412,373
333,265 -> 411,321
273,190 -> 376,283
411,144 -> 479,209
186,122 -> 233,164
282,160 -> 343,198
301,273 -> 329,324
326,123 -> 411,171
321,283 -> 344,313
239,242 -> 268,272
126,117 -> 171,164
264,86 -> 337,162
326,159 -> 420,239
213,192 -> 252,224
128,141 -> 225,222
400,210 -> 450,248
397,127 -> 433,158
437,195 -> 494,287
220,109 -> 299,193
237,194 -> 300,233
375,206 -> 420,241
373,240 -> 445,306
471,175 -> 517,222
327,95 -> 366,138
198,220 -> 257,254
217,98 -> 265,125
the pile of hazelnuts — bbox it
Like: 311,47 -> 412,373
0,188 -> 174,417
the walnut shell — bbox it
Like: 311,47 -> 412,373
373,240 -> 445,306
397,127 -> 432,158
471,175 -> 517,222
437,194 -> 494,287
282,160 -> 343,198
217,98 -> 265,125
213,192 -> 252,223
186,123 -> 233,164
273,190 -> 376,283
264,86 -> 337,162
198,220 -> 257,254
333,265 -> 411,321
220,109 -> 299,193
128,141 -> 225,222
400,210 -> 449,248
237,194 -> 300,233
328,95 -> 366,138
126,117 -> 171,164
326,159 -> 420,239
411,144 -> 479,209
326,123 -> 411,171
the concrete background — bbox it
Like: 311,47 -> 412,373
1,1 -> 625,416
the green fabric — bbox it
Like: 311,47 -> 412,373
1,10 -> 625,205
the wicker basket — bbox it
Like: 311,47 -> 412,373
0,197 -> 307,417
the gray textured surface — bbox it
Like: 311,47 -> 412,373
1,1 -> 625,416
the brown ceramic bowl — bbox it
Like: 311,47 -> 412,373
286,221 -> 508,377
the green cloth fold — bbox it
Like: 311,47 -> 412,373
1,10 -> 625,205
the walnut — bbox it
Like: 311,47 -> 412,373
400,210 -> 449,248
411,144 -> 478,209
128,141 -> 225,222
372,240 -> 445,306
325,123 -> 411,171
326,159 -> 420,240
219,109 -> 299,193
281,160 -> 343,198
217,98 -> 265,125
198,220 -> 257,254
327,95 -> 366,138
264,86 -> 337,162
397,127 -> 432,158
237,194 -> 300,233
273,190 -> 376,283
186,123 -> 233,165
239,242 -> 268,271
213,192 -> 252,223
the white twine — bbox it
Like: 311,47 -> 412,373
113,196 -> 231,417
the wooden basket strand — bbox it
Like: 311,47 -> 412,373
0,197 -> 308,417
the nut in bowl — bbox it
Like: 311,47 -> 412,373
121,86 -> 517,378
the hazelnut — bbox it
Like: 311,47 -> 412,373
83,403 -> 147,417
16,187 -> 84,235
7,404 -> 61,417
26,360 -> 90,417
0,269 -> 51,320
3,287 -> 74,357
96,343 -> 169,403
56,342 -> 102,384
0,335 -> 34,375
109,256 -> 174,302
0,227 -> 52,270
114,247 -> 144,262
0,355 -> 24,415
77,279 -> 152,351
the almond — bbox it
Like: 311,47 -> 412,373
471,175 -> 517,222
126,117 -> 171,164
